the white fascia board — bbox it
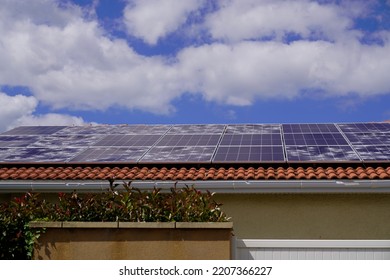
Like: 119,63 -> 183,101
1,180 -> 390,193
236,239 -> 390,249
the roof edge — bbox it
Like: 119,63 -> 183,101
1,180 -> 390,193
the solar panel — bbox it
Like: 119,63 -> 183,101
109,125 -> 171,135
343,133 -> 390,146
53,125 -> 116,135
0,135 -> 40,147
225,124 -> 281,134
283,124 -> 339,134
93,135 -> 162,147
338,123 -> 390,133
285,145 -> 361,162
2,147 -> 84,162
0,148 -> 16,161
1,123 -> 390,164
353,146 -> 390,161
30,134 -> 105,148
155,134 -> 221,146
220,134 -> 282,146
167,124 -> 225,134
2,126 -> 66,135
69,147 -> 149,163
213,145 -> 285,163
139,146 -> 215,163
284,133 -> 349,146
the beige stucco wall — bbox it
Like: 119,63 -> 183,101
216,193 -> 390,239
32,223 -> 232,260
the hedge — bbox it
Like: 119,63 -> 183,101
0,182 -> 229,259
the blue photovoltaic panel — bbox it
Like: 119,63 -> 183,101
93,135 -> 162,147
338,123 -> 390,133
225,124 -> 281,134
283,124 -> 339,134
220,134 -> 282,146
1,123 -> 390,164
285,146 -> 361,162
54,125 -> 116,135
69,147 -> 150,163
139,146 -> 215,163
0,135 -> 40,147
0,148 -> 16,161
167,124 -> 225,134
284,133 -> 349,146
109,125 -> 171,135
213,146 -> 285,163
2,126 -> 66,135
343,133 -> 390,146
29,134 -> 105,148
155,134 -> 221,147
354,146 -> 390,161
2,147 -> 84,162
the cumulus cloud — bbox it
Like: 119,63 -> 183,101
0,0 -> 389,120
124,0 -> 204,45
204,0 -> 360,42
0,0 -> 182,114
0,92 -> 84,132
177,39 -> 390,104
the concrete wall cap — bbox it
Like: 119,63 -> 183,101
119,222 -> 175,229
62,221 -> 119,228
176,222 -> 233,229
29,221 -> 62,228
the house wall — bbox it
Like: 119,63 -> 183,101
32,223 -> 232,260
216,193 -> 390,239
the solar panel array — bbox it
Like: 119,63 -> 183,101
0,123 -> 389,164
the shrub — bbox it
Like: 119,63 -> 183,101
0,182 -> 229,259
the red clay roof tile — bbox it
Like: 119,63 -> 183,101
0,165 -> 390,181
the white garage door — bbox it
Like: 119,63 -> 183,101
234,239 -> 390,260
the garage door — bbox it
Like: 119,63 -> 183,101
234,239 -> 390,260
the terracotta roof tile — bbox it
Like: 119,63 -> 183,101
0,165 -> 390,181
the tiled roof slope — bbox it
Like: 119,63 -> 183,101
1,165 -> 390,180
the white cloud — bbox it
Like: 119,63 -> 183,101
0,92 -> 85,132
0,0 -> 389,120
204,0 -> 360,42
123,0 -> 204,44
177,40 -> 390,104
0,0 -> 182,114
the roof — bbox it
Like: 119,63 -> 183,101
1,123 -> 390,193
1,165 -> 390,181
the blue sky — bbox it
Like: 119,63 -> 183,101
1,0 -> 390,132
